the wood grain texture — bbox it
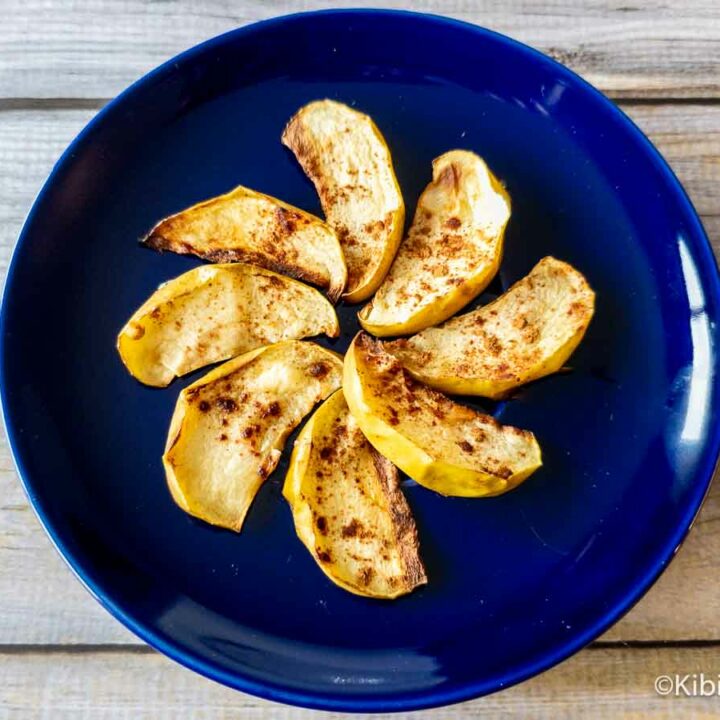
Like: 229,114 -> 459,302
0,438 -> 136,645
3,644 -> 720,718
4,3 -> 720,716
0,103 -> 718,280
1,104 -> 718,280
622,103 -> 720,218
1,0 -> 720,101
0,102 -> 718,646
2,430 -> 719,645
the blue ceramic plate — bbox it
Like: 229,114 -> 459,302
2,9 -> 719,712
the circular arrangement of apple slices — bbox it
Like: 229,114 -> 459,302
118,100 -> 595,599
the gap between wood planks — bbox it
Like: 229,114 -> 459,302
0,98 -> 111,111
3,639 -> 720,656
3,96 -> 720,114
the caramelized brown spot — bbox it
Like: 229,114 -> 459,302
316,516 -> 328,535
524,325 -> 541,343
430,405 -> 446,420
445,216 -> 461,229
458,440 -> 474,453
331,223 -> 348,243
342,519 -> 362,538
308,362 -> 330,378
219,433 -> 228,441
319,446 -> 333,460
198,400 -> 211,413
126,323 -> 145,340
359,567 -> 374,586
472,427 -> 487,445
486,335 -> 503,356
438,163 -> 461,191
317,549 -> 332,563
216,397 -> 238,413
275,206 -> 297,235
263,401 -> 281,417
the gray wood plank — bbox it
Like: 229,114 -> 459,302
4,435 -> 720,645
1,103 -> 718,278
0,440 -> 136,645
0,103 -> 718,645
621,103 -> 720,218
0,110 -> 93,281
3,644 -> 719,717
1,0 -> 719,101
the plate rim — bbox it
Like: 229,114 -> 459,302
2,7 -> 719,712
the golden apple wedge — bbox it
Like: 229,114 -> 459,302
164,341 -> 342,532
386,257 -> 595,399
118,263 -> 339,387
343,333 -> 542,498
142,184 -> 347,301
284,389 -> 427,599
359,150 -> 511,336
282,99 -> 404,303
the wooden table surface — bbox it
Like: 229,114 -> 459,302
1,1 -> 719,717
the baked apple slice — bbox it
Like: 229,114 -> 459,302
142,185 -> 347,301
284,389 -> 427,599
386,257 -> 595,399
344,333 -> 542,497
118,264 -> 339,387
359,150 -> 511,336
282,99 -> 404,302
163,341 -> 342,532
